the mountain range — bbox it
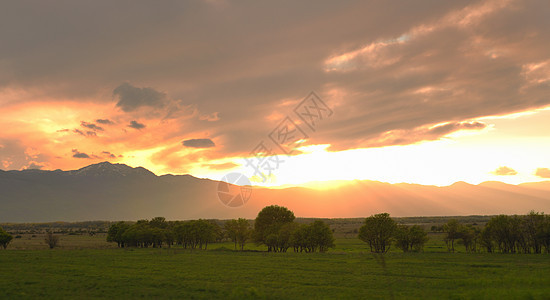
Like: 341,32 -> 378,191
1,162 -> 550,222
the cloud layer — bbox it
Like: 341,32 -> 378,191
1,0 -> 549,175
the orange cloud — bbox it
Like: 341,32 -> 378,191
493,166 -> 518,176
535,168 -> 550,179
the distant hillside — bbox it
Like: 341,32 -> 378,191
1,162 -> 550,222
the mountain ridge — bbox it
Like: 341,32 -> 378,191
1,162 -> 550,222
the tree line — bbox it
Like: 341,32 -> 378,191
106,205 -> 335,253
107,217 -> 222,249
358,211 -> 550,254
358,213 -> 429,253
441,211 -> 550,253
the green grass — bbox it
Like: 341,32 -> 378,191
1,241 -> 550,299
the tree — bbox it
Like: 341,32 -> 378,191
235,218 -> 251,251
107,221 -> 130,248
486,215 -> 518,253
522,211 -> 545,254
394,225 -> 429,252
394,225 -> 410,252
443,219 -> 461,252
459,225 -> 477,253
149,217 -> 168,229
479,225 -> 495,253
358,213 -> 397,253
225,219 -> 239,250
290,224 -> 310,252
253,205 -> 295,252
480,212 -> 548,254
541,215 -> 550,253
0,227 -> 13,249
271,222 -> 297,252
175,221 -> 198,249
194,219 -> 219,250
308,220 -> 335,252
45,231 -> 60,249
430,225 -> 444,232
163,222 -> 176,248
173,219 -> 219,250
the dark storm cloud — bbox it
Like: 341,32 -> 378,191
96,119 -> 114,125
128,120 -> 146,130
114,83 -> 167,112
72,149 -> 91,159
101,151 -> 116,158
182,139 -> 215,148
73,129 -> 96,137
81,121 -> 104,131
1,0 -> 550,156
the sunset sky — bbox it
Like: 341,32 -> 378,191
1,0 -> 549,187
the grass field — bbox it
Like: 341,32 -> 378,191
1,234 -> 550,299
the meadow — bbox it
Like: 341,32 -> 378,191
1,232 -> 550,299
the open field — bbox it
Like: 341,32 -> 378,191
2,233 -> 550,299
1,248 -> 549,299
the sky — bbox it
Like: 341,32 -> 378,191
1,0 -> 550,187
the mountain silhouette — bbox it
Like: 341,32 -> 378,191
1,162 -> 550,222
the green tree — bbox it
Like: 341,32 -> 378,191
149,217 -> 168,229
522,211 -> 545,254
394,225 -> 429,252
290,224 -> 310,252
309,220 -> 335,252
253,205 -> 295,252
235,218 -> 251,251
479,225 -> 495,253
224,219 -> 239,250
195,219 -> 219,250
163,222 -> 176,248
0,227 -> 13,249
273,222 -> 297,252
459,225 -> 477,253
541,215 -> 550,253
486,215 -> 519,253
358,213 -> 397,253
107,221 -> 130,248
174,221 -> 191,248
394,225 -> 410,252
443,219 -> 461,252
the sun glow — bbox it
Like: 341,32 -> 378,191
189,108 -> 550,189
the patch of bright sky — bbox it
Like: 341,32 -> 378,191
194,107 -> 550,187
